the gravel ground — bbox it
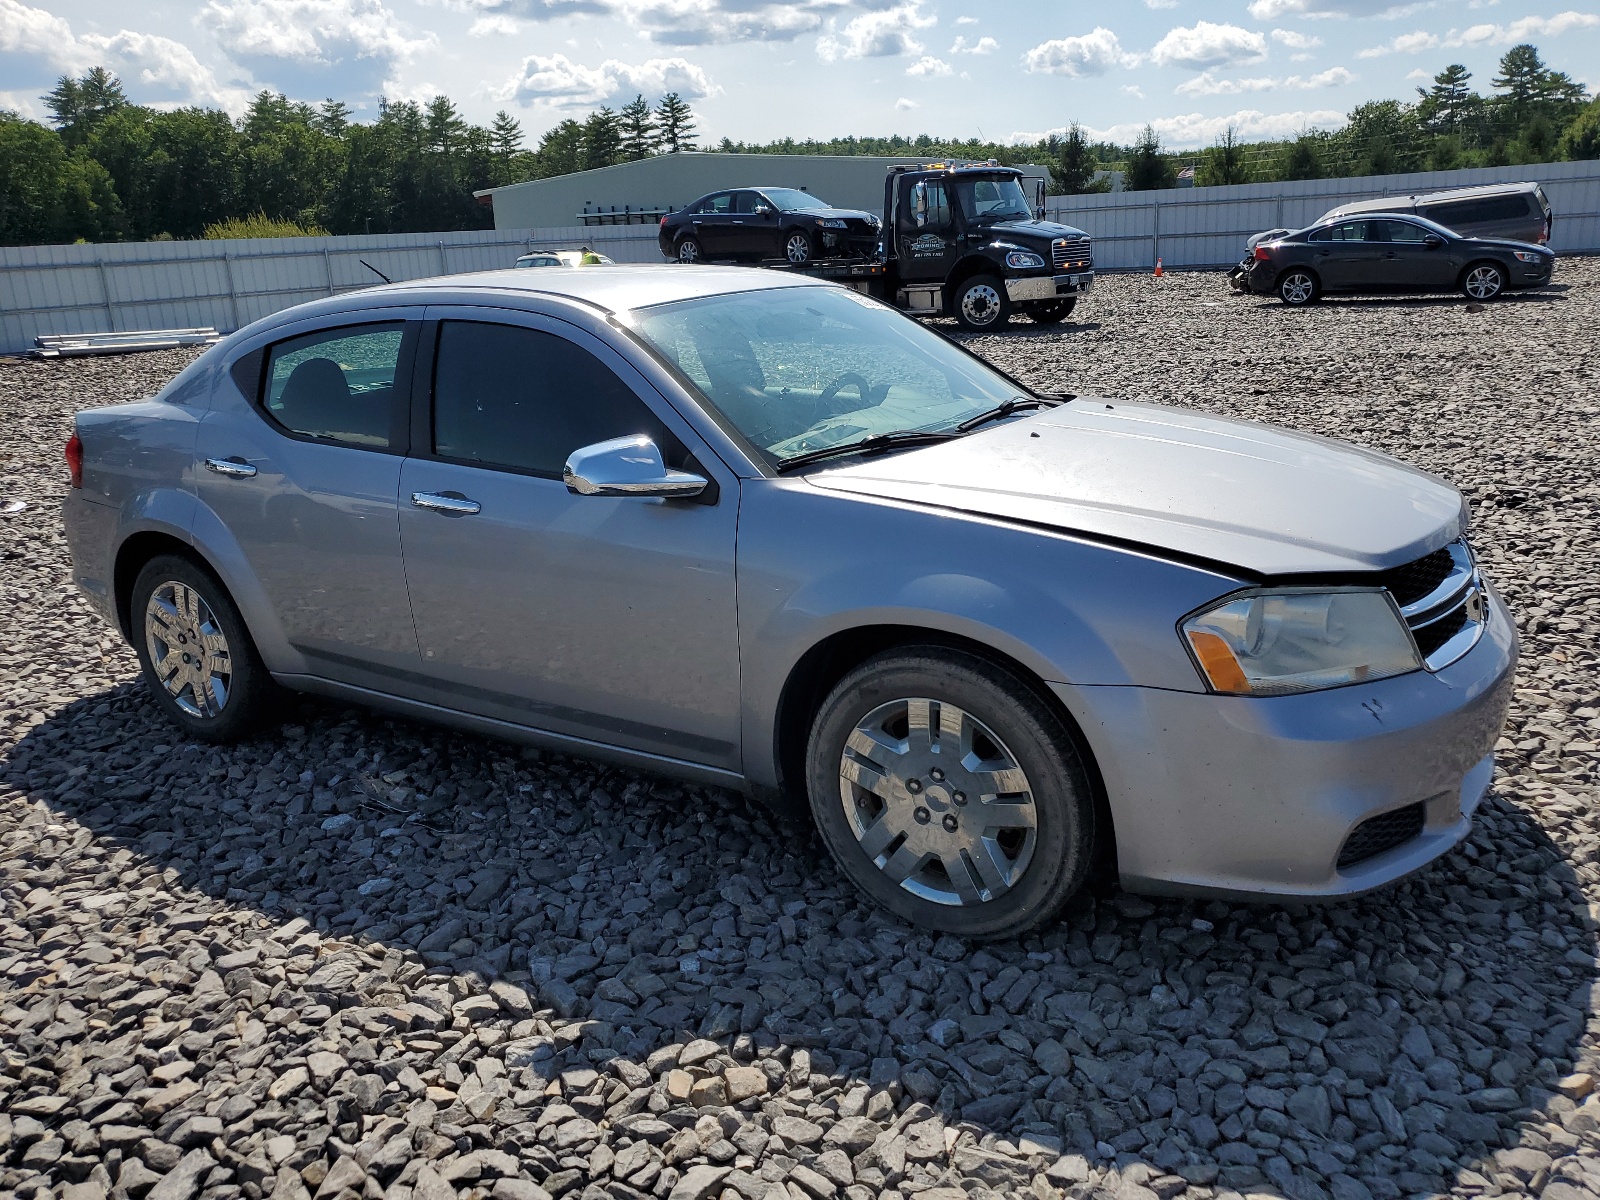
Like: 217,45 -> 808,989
4,261 -> 1600,1200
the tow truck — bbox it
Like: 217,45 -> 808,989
760,163 -> 1095,332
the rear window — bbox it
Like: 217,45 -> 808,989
1422,194 -> 1533,226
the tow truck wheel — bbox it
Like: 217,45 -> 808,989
676,237 -> 704,264
1026,299 -> 1076,325
954,275 -> 1011,331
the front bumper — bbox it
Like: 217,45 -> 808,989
1006,271 -> 1094,303
1058,586 -> 1517,901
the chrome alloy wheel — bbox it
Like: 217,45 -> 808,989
1280,271 -> 1316,305
838,697 -> 1038,907
144,581 -> 232,719
1464,264 -> 1503,299
959,283 -> 1004,326
784,233 -> 812,264
677,239 -> 701,263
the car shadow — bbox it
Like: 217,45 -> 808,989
6,681 -> 1596,1200
1251,290 -> 1567,311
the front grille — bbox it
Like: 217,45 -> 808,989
1338,802 -> 1426,870
1374,546 -> 1455,609
1052,237 -> 1092,271
1412,604 -> 1470,659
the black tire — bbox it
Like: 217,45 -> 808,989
675,237 -> 703,264
1278,268 -> 1320,306
1460,260 -> 1506,301
1026,298 -> 1077,324
783,230 -> 814,264
131,554 -> 277,743
805,647 -> 1097,939
954,275 -> 1012,331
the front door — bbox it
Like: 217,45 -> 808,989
730,191 -> 770,257
196,316 -> 421,690
397,310 -> 742,772
895,177 -> 959,285
1376,219 -> 1458,290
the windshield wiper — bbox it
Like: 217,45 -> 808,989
773,430 -> 962,473
955,395 -> 1064,433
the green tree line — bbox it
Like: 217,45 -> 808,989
0,68 -> 701,245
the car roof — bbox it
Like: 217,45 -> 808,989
1328,181 -> 1540,215
345,264 -> 833,315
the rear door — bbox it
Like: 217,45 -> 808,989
395,309 -> 743,771
690,192 -> 737,257
1306,221 -> 1376,289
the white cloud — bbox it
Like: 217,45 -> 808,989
0,0 -> 84,67
1121,84 -> 1146,98
1406,67 -> 1429,80
500,51 -> 719,107
202,0 -> 432,65
1145,0 -> 1178,8
817,3 -> 935,61
622,0 -> 840,46
1270,28 -> 1321,49
1247,0 -> 1419,16
0,89 -> 39,119
949,34 -> 997,55
1176,65 -> 1354,95
1021,28 -> 1138,77
1358,13 -> 1599,58
468,14 -> 521,36
895,96 -> 917,109
954,15 -> 977,24
1150,21 -> 1268,70
905,55 -> 951,76
1358,30 -> 1437,56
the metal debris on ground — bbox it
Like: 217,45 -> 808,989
32,327 -> 221,358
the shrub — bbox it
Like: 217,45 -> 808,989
202,212 -> 328,240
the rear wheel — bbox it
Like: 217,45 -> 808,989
1461,261 -> 1506,300
676,237 -> 703,263
131,555 -> 276,743
805,647 -> 1097,939
784,231 -> 814,264
954,275 -> 1011,331
1027,298 -> 1077,324
1278,268 -> 1320,306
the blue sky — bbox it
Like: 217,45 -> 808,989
2,1 -> 1596,148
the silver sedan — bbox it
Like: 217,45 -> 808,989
61,265 -> 1515,939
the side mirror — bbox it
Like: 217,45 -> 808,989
564,435 -> 707,499
753,204 -> 772,216
1423,234 -> 1445,248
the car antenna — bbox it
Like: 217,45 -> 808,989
359,259 -> 393,285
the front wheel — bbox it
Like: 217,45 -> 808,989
1026,298 -> 1077,324
783,231 -> 813,264
805,648 -> 1097,939
676,237 -> 703,263
1461,261 -> 1506,300
954,275 -> 1011,331
132,555 -> 276,743
1278,268 -> 1320,306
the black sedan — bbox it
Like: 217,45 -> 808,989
658,187 -> 880,265
1243,213 -> 1555,306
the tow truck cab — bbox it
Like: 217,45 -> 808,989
881,165 -> 1094,331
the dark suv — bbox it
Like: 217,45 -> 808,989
659,188 -> 880,265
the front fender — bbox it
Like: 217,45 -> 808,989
736,479 -> 1242,790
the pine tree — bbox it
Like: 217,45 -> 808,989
1276,134 -> 1323,181
315,99 -> 351,137
581,107 -> 622,170
536,119 -> 585,177
1048,123 -> 1097,194
1418,65 -> 1473,133
425,96 -> 469,155
619,94 -> 656,160
44,67 -> 128,147
490,111 -> 523,159
1198,125 -> 1249,186
655,93 -> 697,153
1123,125 -> 1174,191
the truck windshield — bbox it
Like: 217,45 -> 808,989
627,286 -> 1021,465
956,177 -> 1033,222
761,188 -> 833,212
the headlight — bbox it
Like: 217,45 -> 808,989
1006,250 -> 1046,270
1181,589 -> 1421,696
815,218 -> 847,229
1513,250 -> 1545,263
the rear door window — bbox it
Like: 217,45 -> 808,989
431,321 -> 673,478
698,193 -> 733,215
263,323 -> 408,449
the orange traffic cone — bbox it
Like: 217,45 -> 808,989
1153,258 -> 1164,277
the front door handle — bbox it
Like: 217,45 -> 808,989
411,491 -> 480,516
204,457 -> 257,478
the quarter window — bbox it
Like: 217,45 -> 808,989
263,323 -> 406,448
431,322 -> 672,478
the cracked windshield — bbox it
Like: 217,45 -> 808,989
629,286 -> 1020,462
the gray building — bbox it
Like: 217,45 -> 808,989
475,152 -> 1051,230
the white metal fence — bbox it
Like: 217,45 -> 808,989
2,159 -> 1597,356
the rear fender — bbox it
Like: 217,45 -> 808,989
185,498 -> 302,674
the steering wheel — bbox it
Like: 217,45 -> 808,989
818,372 -> 873,406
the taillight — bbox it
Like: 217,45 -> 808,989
66,432 -> 83,488
659,215 -> 667,226
1253,244 -> 1272,260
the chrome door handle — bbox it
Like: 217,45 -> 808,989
204,457 -> 257,478
411,491 -> 480,515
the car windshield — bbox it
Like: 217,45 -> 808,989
956,176 -> 1033,222
627,286 -> 1023,463
760,188 -> 833,212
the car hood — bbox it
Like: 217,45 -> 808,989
804,401 -> 1465,576
796,206 -> 876,222
1458,235 -> 1551,255
982,218 -> 1090,243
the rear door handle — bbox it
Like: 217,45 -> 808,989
205,457 -> 257,478
411,491 -> 480,515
